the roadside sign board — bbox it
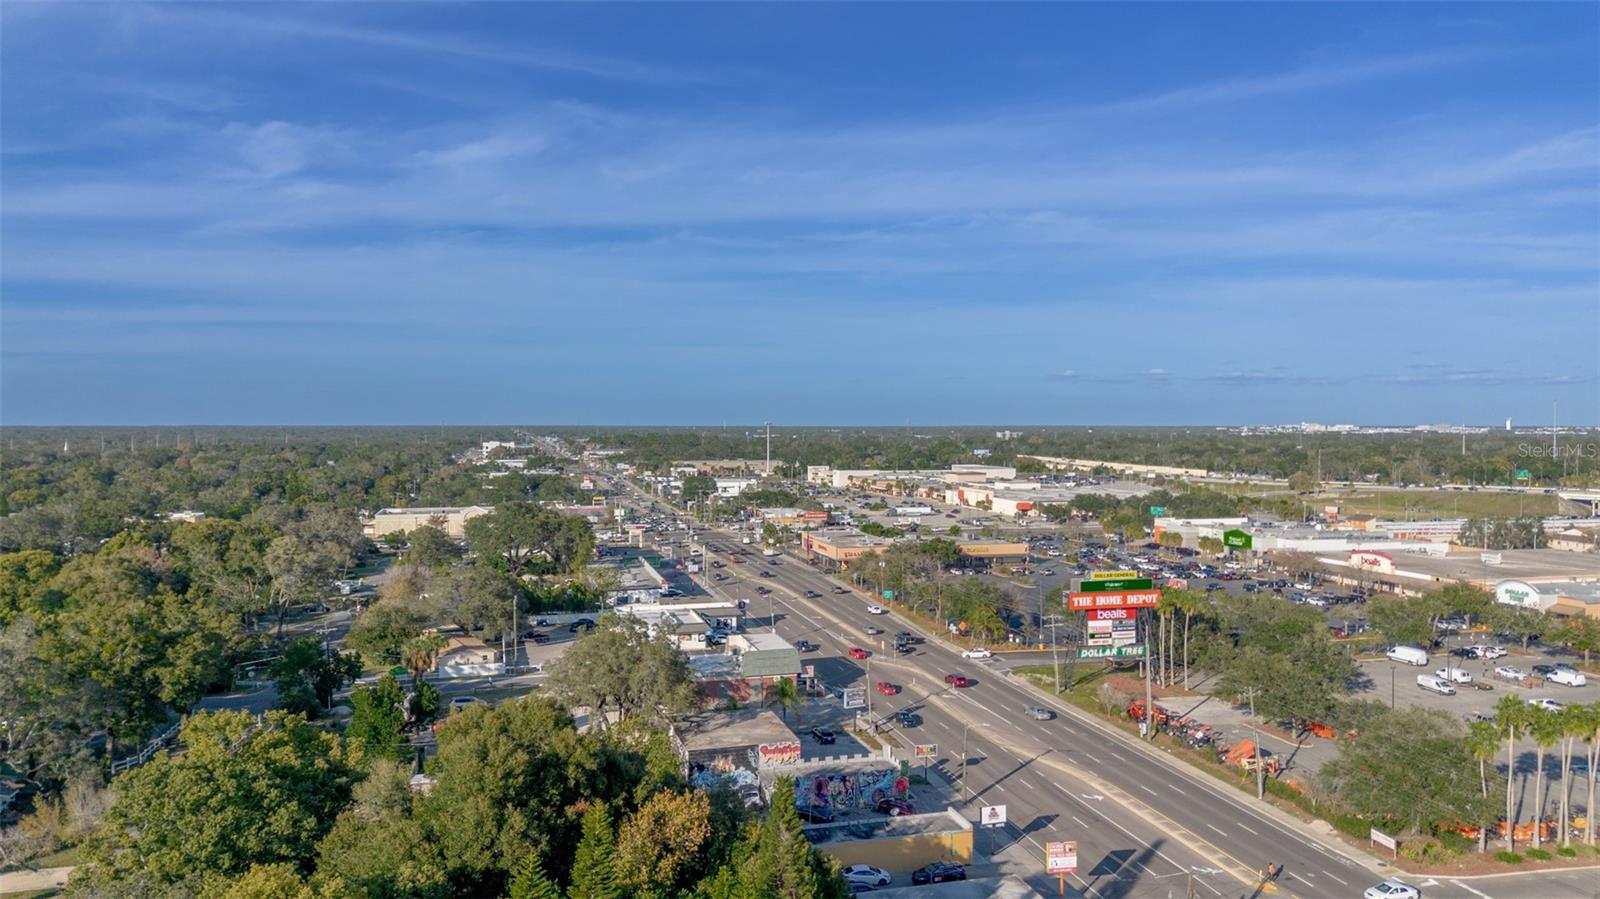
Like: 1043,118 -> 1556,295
841,687 -> 866,709
1150,506 -> 1167,516
1222,529 -> 1253,550
1045,840 -> 1078,874
1516,469 -> 1530,480
1068,590 -> 1160,611
1369,828 -> 1396,850
1090,570 -> 1138,580
1087,607 -> 1138,622
1077,578 -> 1154,593
1086,635 -> 1113,646
1077,644 -> 1146,660
979,805 -> 1007,827
914,743 -> 938,758
882,590 -> 894,599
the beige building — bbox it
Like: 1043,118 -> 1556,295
365,505 -> 492,539
1548,528 -> 1599,553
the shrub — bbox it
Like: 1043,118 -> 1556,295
1525,848 -> 1551,861
1330,813 -> 1372,840
1401,839 -> 1455,864
1556,846 -> 1577,858
1435,831 -> 1475,854
1494,851 -> 1524,864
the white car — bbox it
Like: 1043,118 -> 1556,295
1363,880 -> 1420,899
1468,644 -> 1507,659
866,605 -> 888,615
841,864 -> 892,888
1548,666 -> 1588,687
1529,698 -> 1566,712
1494,665 -> 1526,681
962,648 -> 993,660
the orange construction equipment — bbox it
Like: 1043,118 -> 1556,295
1222,739 -> 1281,775
1305,720 -> 1336,740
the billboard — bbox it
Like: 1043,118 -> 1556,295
1068,590 -> 1159,611
914,743 -> 938,758
1087,607 -> 1138,622
979,805 -> 1007,827
1045,840 -> 1078,874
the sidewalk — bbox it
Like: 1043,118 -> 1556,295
0,865 -> 72,894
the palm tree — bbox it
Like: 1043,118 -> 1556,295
1168,589 -> 1208,690
1494,693 -> 1527,851
1556,705 -> 1589,847
767,677 -> 802,726
1584,701 -> 1600,848
1467,719 -> 1499,853
402,632 -> 449,689
1529,705 -> 1562,849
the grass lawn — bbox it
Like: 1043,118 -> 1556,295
1309,489 -> 1556,519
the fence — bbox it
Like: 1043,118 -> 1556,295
109,721 -> 181,775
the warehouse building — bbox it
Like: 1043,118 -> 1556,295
364,505 -> 492,539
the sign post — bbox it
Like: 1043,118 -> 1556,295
914,743 -> 937,780
979,805 -> 1007,860
1045,840 -> 1078,896
1369,827 -> 1398,860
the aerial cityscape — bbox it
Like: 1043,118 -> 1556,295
1,4 -> 1598,899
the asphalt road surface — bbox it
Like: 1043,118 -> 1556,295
607,476 -> 1600,899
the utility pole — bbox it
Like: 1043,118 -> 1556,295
1042,614 -> 1063,694
1245,687 -> 1265,799
1142,607 -> 1155,740
765,422 -> 772,476
961,722 -> 990,804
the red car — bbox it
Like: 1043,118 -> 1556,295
877,798 -> 915,816
944,673 -> 969,688
876,681 -> 899,696
848,647 -> 870,660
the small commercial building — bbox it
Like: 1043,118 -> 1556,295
757,507 -> 807,527
952,538 -> 1030,568
365,505 -> 493,540
801,527 -> 895,571
687,634 -> 801,703
1548,528 -> 1599,553
1495,579 -> 1600,619
433,632 -> 504,678
672,709 -> 801,780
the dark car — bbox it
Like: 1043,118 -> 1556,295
760,570 -> 775,578
833,586 -> 849,594
529,632 -> 550,644
569,618 -> 596,632
795,640 -> 819,652
894,632 -> 920,645
1532,664 -> 1557,676
756,586 -> 772,595
810,727 -> 837,745
897,709 -> 920,727
804,590 -> 821,598
795,805 -> 835,824
912,862 -> 966,885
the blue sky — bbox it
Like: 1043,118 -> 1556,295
3,2 -> 1596,426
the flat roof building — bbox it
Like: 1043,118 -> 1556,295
364,505 -> 492,539
801,527 -> 895,570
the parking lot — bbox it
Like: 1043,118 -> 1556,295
1354,640 -> 1600,716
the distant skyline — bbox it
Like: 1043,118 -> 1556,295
3,3 -> 1597,426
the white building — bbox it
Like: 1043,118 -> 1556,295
365,505 -> 493,539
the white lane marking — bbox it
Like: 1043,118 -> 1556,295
1072,815 -> 1089,827
1167,784 -> 1186,795
1235,822 -> 1258,836
1139,784 -> 1159,796
1450,880 -> 1492,899
1321,871 -> 1349,886
1205,823 -> 1227,837
1082,751 -> 1103,763
1018,778 -> 1039,790
1289,873 -> 1314,885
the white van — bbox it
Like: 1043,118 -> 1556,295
1416,674 -> 1456,696
1548,666 -> 1588,687
1387,645 -> 1429,667
1435,667 -> 1473,684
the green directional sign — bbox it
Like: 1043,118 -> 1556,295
1516,469 -> 1530,480
1222,529 -> 1253,550
1077,644 -> 1146,660
1150,506 -> 1167,516
882,590 -> 894,599
1077,578 -> 1154,592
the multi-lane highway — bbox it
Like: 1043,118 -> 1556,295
608,477 -> 1598,899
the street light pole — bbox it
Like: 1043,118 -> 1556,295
961,722 -> 991,805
